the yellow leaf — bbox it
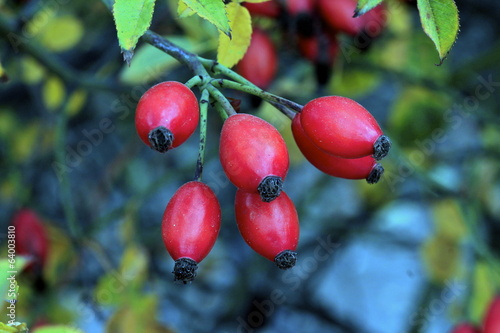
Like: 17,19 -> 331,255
470,261 -> 497,323
21,57 -> 45,84
421,233 -> 460,285
65,89 -> 87,117
178,0 -> 195,17
432,199 -> 467,242
0,109 -> 18,139
217,3 -> 252,67
43,224 -> 77,286
38,16 -> 84,52
12,122 -> 39,163
329,69 -> 380,98
0,59 -> 8,83
106,295 -> 160,333
33,326 -> 85,333
119,243 -> 148,285
42,76 -> 66,111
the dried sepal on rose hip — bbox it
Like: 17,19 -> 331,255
135,81 -> 199,153
235,189 -> 299,269
299,96 -> 391,160
219,113 -> 289,202
161,181 -> 221,284
292,114 -> 384,183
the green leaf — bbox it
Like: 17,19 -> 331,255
416,0 -> 459,64
217,3 -> 252,67
0,257 -> 30,303
0,322 -> 28,333
182,0 -> 231,36
354,0 -> 384,17
113,0 -> 156,64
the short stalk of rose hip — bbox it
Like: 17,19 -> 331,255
235,189 -> 299,269
300,96 -> 391,160
135,81 -> 199,153
219,113 -> 289,202
292,114 -> 384,183
483,295 -> 500,333
161,181 -> 221,283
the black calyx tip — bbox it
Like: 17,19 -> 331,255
373,135 -> 391,161
274,250 -> 297,270
257,176 -> 283,202
366,163 -> 384,184
173,258 -> 198,284
148,126 -> 174,153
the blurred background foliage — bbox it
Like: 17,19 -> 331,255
0,0 -> 500,332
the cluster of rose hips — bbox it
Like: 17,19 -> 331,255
239,0 -> 387,88
450,295 -> 500,333
134,80 -> 390,283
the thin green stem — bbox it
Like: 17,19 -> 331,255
185,76 -> 203,89
211,97 -> 229,121
194,89 -> 209,182
54,89 -> 80,240
206,84 -> 236,117
199,57 -> 298,118
210,78 -> 303,113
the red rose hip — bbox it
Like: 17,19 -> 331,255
483,296 -> 500,333
219,113 -> 289,202
317,0 -> 364,36
135,81 -> 199,153
450,323 -> 480,333
244,1 -> 281,18
236,29 -> 277,90
292,114 -> 383,183
11,209 -> 49,274
300,96 -> 391,160
235,189 -> 299,269
161,181 -> 221,283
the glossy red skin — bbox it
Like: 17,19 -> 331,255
298,33 -> 339,63
219,113 -> 289,192
286,0 -> 316,15
244,1 -> 281,18
237,29 -> 277,89
361,4 -> 387,39
292,114 -> 377,179
11,209 -> 49,273
235,189 -> 299,262
484,296 -> 500,333
135,81 -> 199,148
318,0 -> 363,36
318,0 -> 387,37
161,181 -> 221,263
450,323 -> 480,333
300,96 -> 383,159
